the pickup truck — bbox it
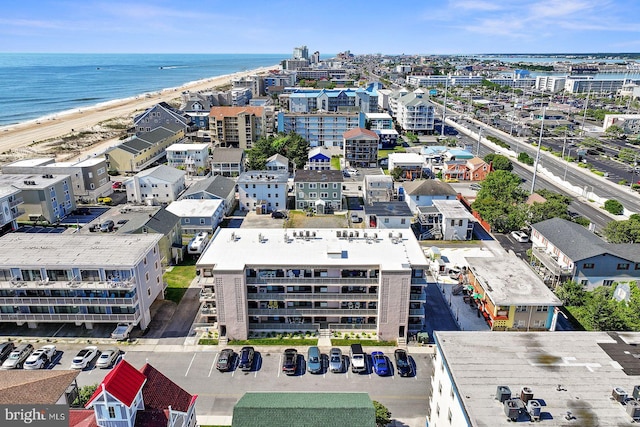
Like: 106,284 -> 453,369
111,323 -> 133,341
350,343 -> 367,373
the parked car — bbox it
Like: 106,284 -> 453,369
350,343 -> 367,373
394,349 -> 414,377
100,220 -> 115,232
1,343 -> 34,370
216,349 -> 235,372
282,348 -> 298,375
511,230 -> 529,243
238,346 -> 255,371
271,210 -> 287,219
23,349 -> 50,370
307,346 -> 322,374
371,351 -> 389,376
469,183 -> 482,191
97,197 -> 113,205
70,346 -> 98,370
350,213 -> 363,223
111,181 -> 123,189
96,347 -> 119,369
0,342 -> 15,364
329,348 -> 344,373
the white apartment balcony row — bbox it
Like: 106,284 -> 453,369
2,277 -> 137,292
0,312 -> 137,323
0,293 -> 138,307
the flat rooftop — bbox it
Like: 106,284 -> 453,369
0,173 -> 69,189
466,254 -> 561,306
432,199 -> 475,220
436,331 -> 640,426
0,233 -> 161,267
166,199 -> 223,217
198,228 -> 428,271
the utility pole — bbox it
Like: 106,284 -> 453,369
531,103 -> 546,194
476,127 -> 483,157
441,76 -> 449,137
581,84 -> 591,136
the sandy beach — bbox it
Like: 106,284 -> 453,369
0,65 -> 277,161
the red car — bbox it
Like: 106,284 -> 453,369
112,181 -> 122,189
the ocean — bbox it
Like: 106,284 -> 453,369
0,53 -> 285,126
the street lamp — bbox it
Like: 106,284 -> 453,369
563,147 -> 572,182
441,76 -> 449,137
580,84 -> 592,136
476,127 -> 484,157
530,97 -> 546,194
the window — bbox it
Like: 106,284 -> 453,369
603,280 -> 614,286
536,306 -> 548,312
143,258 -> 147,266
636,263 -> 640,270
298,183 -> 304,189
401,218 -> 406,224
451,220 -> 455,226
617,263 -> 630,270
583,263 -> 594,269
448,409 -> 453,423
200,218 -> 205,225
108,407 -> 116,418
145,272 -> 149,281
516,305 -> 527,312
384,218 -> 389,223
581,279 -> 589,285
309,192 -> 317,198
438,381 -> 442,394
147,288 -> 151,296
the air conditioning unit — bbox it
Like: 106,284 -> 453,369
627,400 -> 640,420
613,387 -> 628,403
527,400 -> 541,421
520,387 -> 534,403
496,386 -> 511,403
633,385 -> 640,400
503,399 -> 524,422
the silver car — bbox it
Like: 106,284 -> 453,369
96,347 -> 119,369
329,348 -> 344,373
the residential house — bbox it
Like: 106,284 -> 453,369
416,199 -> 475,240
0,173 -> 75,223
85,360 -> 197,427
105,127 -> 185,174
463,253 -> 562,331
180,91 -> 213,129
237,170 -> 288,213
265,153 -> 289,173
466,157 -> 491,181
394,89 -> 435,133
0,233 -> 163,330
3,157 -> 111,203
305,146 -> 332,170
277,111 -> 365,147
363,175 -> 394,204
402,180 -> 458,213
364,202 -> 413,229
364,112 -> 394,129
209,106 -> 265,149
0,370 -> 80,406
343,127 -> 379,168
443,157 -> 491,182
166,199 -> 225,235
166,143 -> 210,176
195,228 -> 429,341
374,129 -> 399,148
388,153 -> 425,180
232,393 -> 375,427
0,185 -> 24,234
428,331 -> 640,427
210,147 -> 245,177
294,169 -> 343,213
113,206 -> 184,266
442,160 -> 468,181
125,165 -> 186,205
133,102 -> 190,135
530,217 -> 640,289
180,175 -> 237,216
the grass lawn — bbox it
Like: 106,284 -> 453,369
378,146 -> 406,159
331,156 -> 341,170
163,258 -> 197,304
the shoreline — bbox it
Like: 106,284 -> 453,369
0,64 -> 279,133
0,65 -> 277,155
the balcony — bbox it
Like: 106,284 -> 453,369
409,309 -> 424,316
247,293 -> 375,301
201,305 -> 217,315
199,289 -> 215,302
248,308 -> 378,316
0,312 -> 137,322
1,278 -> 136,292
0,294 -> 138,306
249,323 -> 320,330
246,277 -> 378,285
531,247 -> 574,277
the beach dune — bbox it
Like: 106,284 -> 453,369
0,65 -> 276,157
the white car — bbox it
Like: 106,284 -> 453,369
23,345 -> 56,370
96,347 -> 120,369
511,230 -> 530,243
70,346 -> 98,370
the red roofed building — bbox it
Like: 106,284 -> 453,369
209,106 -> 266,149
82,360 -> 197,427
343,127 -> 379,168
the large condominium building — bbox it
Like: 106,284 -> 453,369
166,143 -> 210,175
0,173 -> 75,223
0,233 -> 163,330
196,228 -> 429,341
209,106 -> 266,150
105,127 -> 185,174
277,111 -> 365,147
536,75 -> 567,93
293,45 -> 309,60
564,76 -> 640,94
288,87 -> 379,114
237,170 -> 289,213
394,89 -> 435,132
429,331 -> 640,427
0,186 -> 23,234
343,127 -> 379,168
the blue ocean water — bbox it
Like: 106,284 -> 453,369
0,53 -> 285,126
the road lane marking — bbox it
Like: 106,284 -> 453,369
208,352 -> 219,377
277,354 -> 282,378
185,352 -> 197,377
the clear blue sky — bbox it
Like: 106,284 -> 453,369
1,0 -> 639,54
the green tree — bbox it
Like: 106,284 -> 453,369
73,384 -> 98,407
581,136 -> 602,149
604,199 -> 624,215
617,147 -> 638,164
605,124 -> 624,139
518,152 -> 534,165
484,154 -> 513,171
475,170 -> 527,204
246,132 -> 310,172
555,280 -> 586,306
602,216 -> 640,243
584,287 -> 626,331
390,167 -> 404,181
373,401 -> 392,427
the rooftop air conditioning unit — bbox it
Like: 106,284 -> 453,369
496,386 -> 511,403
503,399 -> 524,422
520,387 -> 534,403
627,400 -> 640,420
633,385 -> 640,400
613,387 -> 628,403
527,400 -> 541,421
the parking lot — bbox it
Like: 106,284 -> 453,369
23,343 -> 431,425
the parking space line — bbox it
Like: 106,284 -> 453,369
208,352 -> 219,378
184,353 -> 197,377
277,354 -> 282,378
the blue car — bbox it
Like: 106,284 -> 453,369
371,351 -> 389,376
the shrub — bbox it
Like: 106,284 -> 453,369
604,199 -> 624,215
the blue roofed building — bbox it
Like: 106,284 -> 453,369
277,111 -> 365,147
288,86 -> 379,114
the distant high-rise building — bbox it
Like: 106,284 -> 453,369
311,51 -> 320,64
293,45 -> 309,60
